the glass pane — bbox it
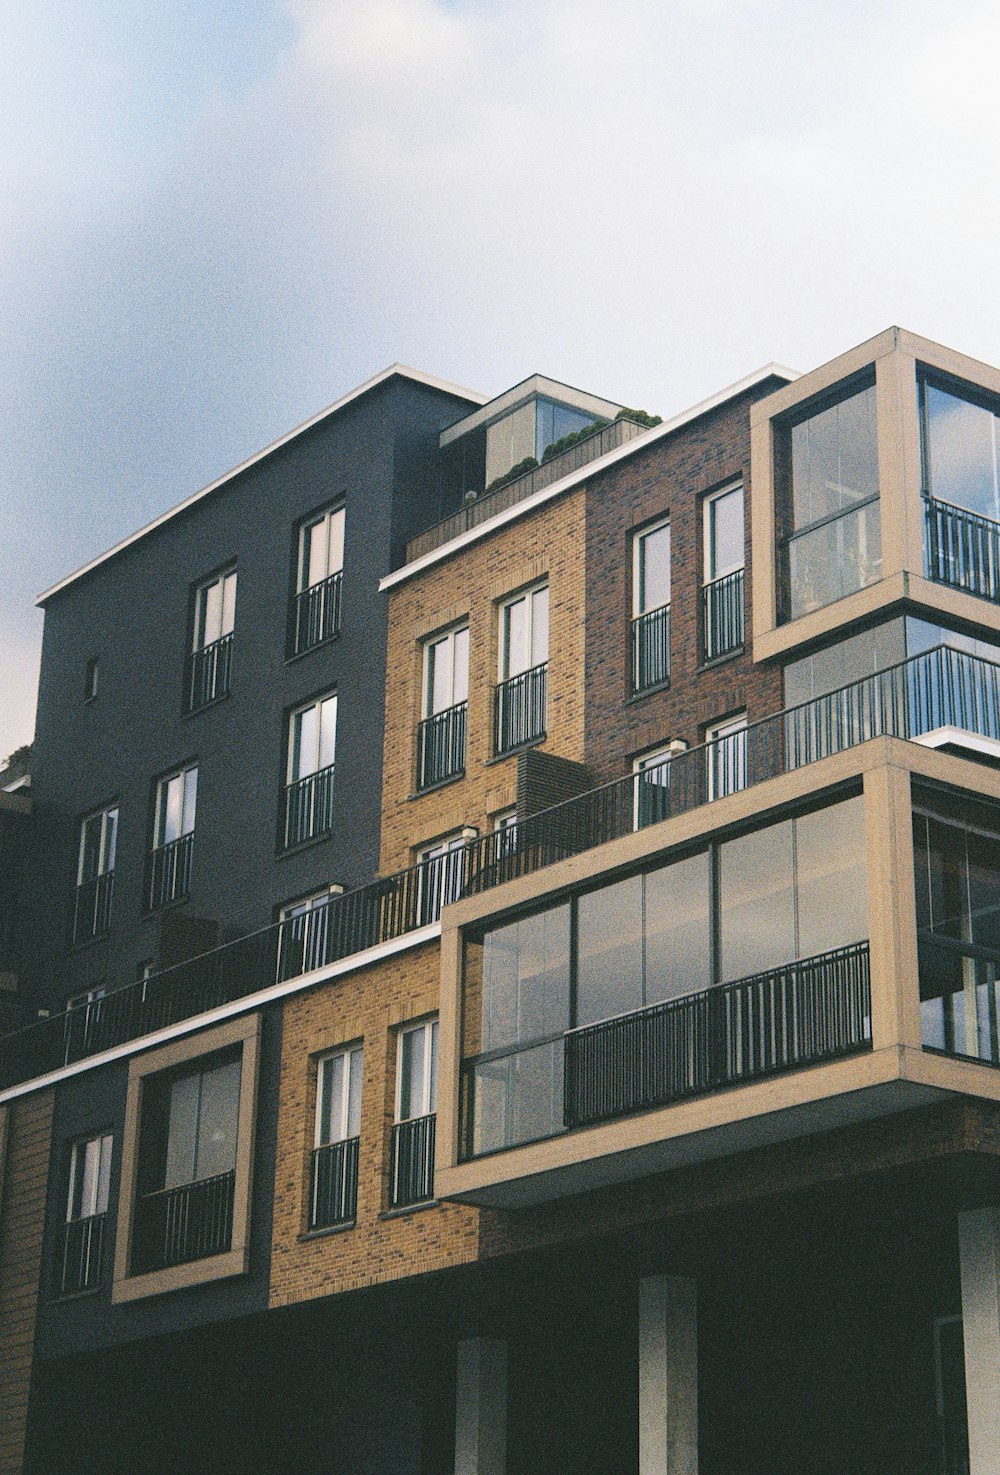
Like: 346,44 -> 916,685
318,1052 -> 345,1145
470,1040 -> 563,1154
968,826 -> 1000,950
794,797 -> 868,957
347,1048 -> 363,1138
482,904 -> 571,1052
161,773 -> 182,845
399,1027 -> 424,1120
79,814 -> 101,881
708,487 -> 744,578
428,636 -> 451,715
503,597 -> 528,678
96,1133 -> 112,1214
645,853 -> 711,1002
328,508 -> 345,575
790,384 -> 878,528
181,768 -> 197,836
783,619 -> 906,705
221,572 -> 237,636
103,810 -> 118,873
576,876 -> 643,1026
164,1071 -> 200,1187
319,696 -> 337,770
453,627 -> 469,705
638,522 -> 671,613
195,1058 -> 241,1179
201,579 -> 222,648
303,518 -> 327,590
787,500 -> 882,619
924,383 -> 1000,521
720,819 -> 795,983
293,707 -> 317,779
429,1021 -> 438,1112
530,586 -> 548,668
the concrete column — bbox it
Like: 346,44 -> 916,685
639,1274 -> 698,1475
959,1208 -> 1000,1475
454,1337 -> 507,1475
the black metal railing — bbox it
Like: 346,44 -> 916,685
631,604 -> 670,692
494,663 -> 547,754
563,942 -> 871,1130
293,571 -> 343,653
918,931 -> 1000,1066
72,870 -> 114,945
925,495 -> 1000,604
416,701 -> 467,789
55,1213 -> 106,1297
389,1113 -> 436,1208
309,1137 -> 360,1230
406,417 -> 650,563
702,568 -> 744,661
147,832 -> 194,910
131,1169 -> 235,1275
187,631 -> 234,711
284,762 -> 336,848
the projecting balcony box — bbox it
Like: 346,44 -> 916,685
435,735 -> 1000,1210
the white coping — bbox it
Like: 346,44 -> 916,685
37,365 -> 487,606
438,373 -> 625,447
912,727 -> 1000,762
380,363 -> 801,592
0,921 -> 441,1106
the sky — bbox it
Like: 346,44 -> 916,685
4,0 -> 1000,760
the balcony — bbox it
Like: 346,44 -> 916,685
925,496 -> 1000,605
55,1213 -> 106,1297
283,762 -> 336,848
147,832 -> 194,910
187,631 -> 233,711
631,604 -> 670,693
72,870 -> 114,945
309,1137 -> 359,1230
494,663 -> 547,755
416,701 -> 467,789
389,1113 -> 436,1208
406,416 -> 650,563
292,571 -> 343,654
131,1169 -> 235,1275
702,568 -> 744,661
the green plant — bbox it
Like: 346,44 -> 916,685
540,418 -> 610,463
617,407 -> 663,429
484,456 -> 539,496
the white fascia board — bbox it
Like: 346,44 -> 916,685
439,373 -> 626,447
0,921 -> 441,1106
37,365 -> 486,606
381,363 -> 800,593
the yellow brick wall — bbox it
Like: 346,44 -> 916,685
269,941 -> 479,1308
379,489 -> 587,873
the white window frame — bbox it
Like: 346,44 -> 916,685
704,482 -> 745,583
633,516 -> 671,617
77,805 -> 118,885
632,744 -> 675,829
193,567 -> 237,653
287,693 -> 338,784
298,505 -> 345,593
498,582 -> 549,681
423,623 -> 470,717
154,765 -> 198,848
278,884 -> 344,978
395,1019 -> 439,1124
315,1045 -> 364,1148
67,1132 -> 113,1222
705,713 -> 748,800
417,829 -> 476,924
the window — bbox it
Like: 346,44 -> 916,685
57,1132 -> 113,1296
705,714 -> 747,801
390,1020 -> 438,1207
535,399 -> 598,461
84,657 -> 98,703
780,381 -> 881,620
293,505 -> 345,653
632,518 -> 671,692
417,831 -> 474,925
148,765 -> 197,909
284,694 -> 337,847
64,985 -> 108,1062
495,584 -> 548,753
73,804 -> 117,944
277,885 -> 344,980
633,745 -> 674,829
310,1045 -> 363,1230
188,568 -> 236,710
703,484 -> 745,660
417,624 -> 469,789
113,1014 -> 260,1302
922,375 -> 1000,602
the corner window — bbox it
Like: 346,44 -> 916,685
921,374 -> 1000,603
284,693 -> 337,848
188,568 -> 236,711
703,485 -> 745,660
56,1132 -> 113,1296
632,518 -> 670,692
417,624 -> 469,789
390,1020 -> 438,1208
293,505 -> 345,654
495,584 -> 548,753
73,805 -> 117,944
310,1045 -> 363,1231
779,381 -> 881,620
148,765 -> 197,909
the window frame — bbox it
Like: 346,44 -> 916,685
498,582 -> 549,682
77,804 -> 118,887
287,692 -> 338,785
192,566 -> 237,654
84,657 -> 99,703
153,765 -> 198,849
423,623 -> 470,718
314,1044 -> 364,1149
297,504 -> 345,594
703,482 -> 745,583
633,515 -> 671,617
705,712 -> 748,801
66,1131 -> 113,1224
395,1018 -> 439,1124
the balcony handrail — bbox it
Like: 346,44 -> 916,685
494,660 -> 548,754
293,568 -> 343,652
3,642 -> 999,1092
631,602 -> 671,692
416,699 -> 468,789
923,490 -> 1000,534
188,630 -> 234,710
701,567 -> 744,661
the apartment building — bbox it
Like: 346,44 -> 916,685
3,329 -> 1000,1473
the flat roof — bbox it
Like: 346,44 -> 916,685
37,364 -> 487,606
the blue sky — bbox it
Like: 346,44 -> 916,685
5,0 -> 1000,758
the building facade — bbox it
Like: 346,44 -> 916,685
3,330 -> 1000,1473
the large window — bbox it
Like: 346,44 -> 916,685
418,624 -> 469,789
310,1045 -> 362,1231
535,399 -> 597,460
73,804 -> 117,944
462,794 -> 869,1155
921,375 -> 1000,603
496,584 -> 548,753
703,485 -> 745,660
188,567 -> 236,711
149,765 -> 197,909
56,1132 -> 113,1296
780,382 -> 881,620
294,505 -> 345,653
632,518 -> 671,692
390,1020 -> 438,1207
284,693 -> 337,848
